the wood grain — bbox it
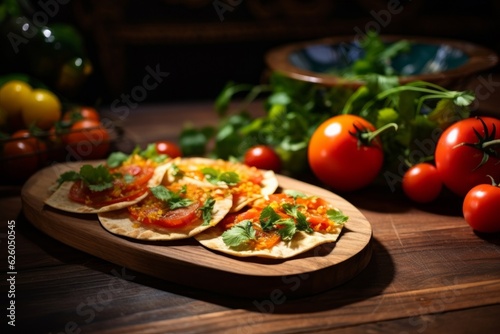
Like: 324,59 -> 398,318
21,161 -> 372,298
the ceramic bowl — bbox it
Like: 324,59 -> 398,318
265,35 -> 498,89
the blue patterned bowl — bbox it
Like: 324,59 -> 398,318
265,35 -> 498,89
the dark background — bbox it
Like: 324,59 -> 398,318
4,0 -> 500,105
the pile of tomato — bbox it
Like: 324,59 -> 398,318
0,80 -> 110,182
242,114 -> 500,234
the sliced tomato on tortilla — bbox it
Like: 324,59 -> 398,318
128,195 -> 200,228
68,164 -> 155,207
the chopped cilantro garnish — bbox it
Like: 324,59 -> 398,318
275,218 -> 297,241
281,202 -> 313,233
283,189 -> 307,198
57,164 -> 115,192
140,143 -> 168,163
106,151 -> 129,168
201,167 -> 239,185
327,208 -> 349,225
200,197 -> 215,226
150,185 -> 193,210
259,206 -> 282,231
171,164 -> 184,177
222,220 -> 256,248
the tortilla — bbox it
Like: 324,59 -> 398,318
195,228 -> 341,259
163,157 -> 279,211
194,190 -> 346,259
44,162 -> 170,214
97,188 -> 233,240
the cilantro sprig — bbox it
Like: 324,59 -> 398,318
200,197 -> 216,226
57,164 -> 115,192
222,220 -> 256,248
201,167 -> 239,185
150,185 -> 193,210
106,143 -> 168,168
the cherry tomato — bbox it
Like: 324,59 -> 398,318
244,145 -> 282,172
0,80 -> 32,117
2,140 -> 39,180
63,106 -> 100,123
21,88 -> 62,130
308,114 -> 384,192
402,163 -> 443,203
435,117 -> 500,197
11,129 -> 48,161
155,140 -> 182,158
463,181 -> 500,233
64,119 -> 110,160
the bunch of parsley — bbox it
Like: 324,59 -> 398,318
179,33 -> 475,177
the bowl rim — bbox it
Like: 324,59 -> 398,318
265,35 -> 499,87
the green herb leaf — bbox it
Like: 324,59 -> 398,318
260,206 -> 282,231
222,220 -> 256,248
275,218 -> 297,241
79,165 -> 115,191
327,208 -> 348,225
140,143 -> 168,163
283,189 -> 307,198
57,170 -> 81,186
218,171 -> 239,185
150,185 -> 193,210
201,167 -> 240,185
200,197 -> 215,226
107,151 -> 129,168
282,203 -> 313,233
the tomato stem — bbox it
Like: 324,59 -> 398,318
486,175 -> 498,187
482,139 -> 500,149
361,122 -> 398,143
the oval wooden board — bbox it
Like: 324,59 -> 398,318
21,161 -> 372,298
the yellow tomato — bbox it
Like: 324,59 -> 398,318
0,80 -> 33,117
21,88 -> 62,130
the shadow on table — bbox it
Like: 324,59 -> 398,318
340,183 -> 463,217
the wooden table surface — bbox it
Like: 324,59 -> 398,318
2,83 -> 500,333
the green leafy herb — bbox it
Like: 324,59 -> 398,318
150,185 -> 193,210
178,31 -> 476,178
200,197 -> 215,226
140,143 -> 168,163
327,209 -> 349,225
201,167 -> 239,185
283,189 -> 307,198
259,206 -> 282,231
222,220 -> 256,248
171,164 -> 184,178
275,218 -> 297,241
106,151 -> 129,168
57,165 -> 115,192
282,203 -> 313,233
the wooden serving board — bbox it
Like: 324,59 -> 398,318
21,161 -> 372,298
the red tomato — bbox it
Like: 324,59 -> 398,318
128,196 -> 200,228
2,140 -> 39,180
463,181 -> 500,233
63,106 -> 100,123
402,163 -> 442,203
155,140 -> 182,158
12,129 -> 48,164
64,119 -> 110,160
308,114 -> 384,192
243,145 -> 282,173
68,164 -> 154,207
435,117 -> 500,197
